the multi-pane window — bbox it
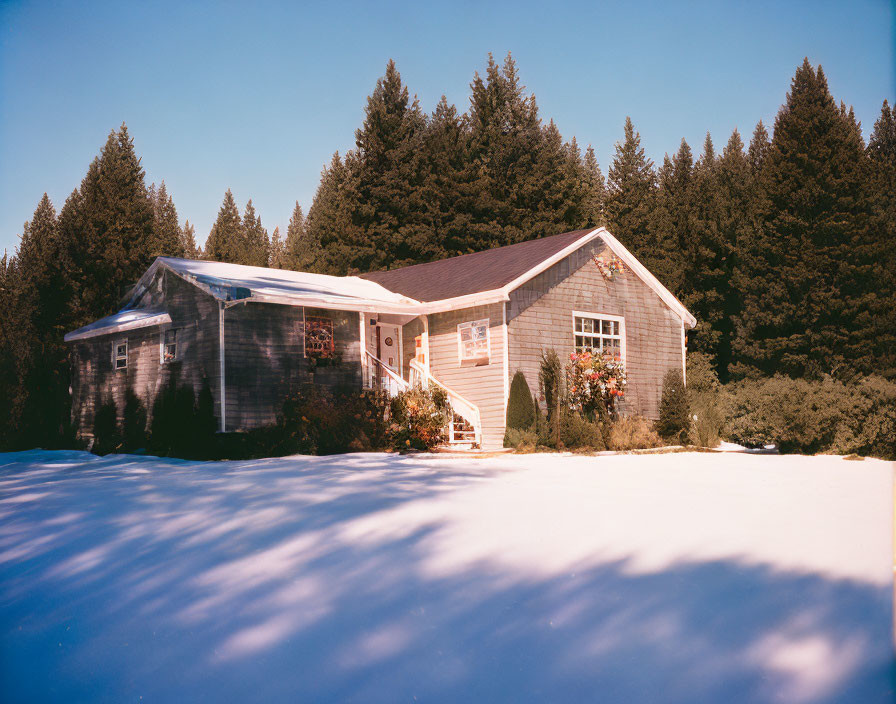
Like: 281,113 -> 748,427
573,314 -> 624,360
162,329 -> 178,363
112,339 -> 128,370
304,316 -> 335,358
457,319 -> 489,363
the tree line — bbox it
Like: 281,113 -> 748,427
0,53 -> 893,449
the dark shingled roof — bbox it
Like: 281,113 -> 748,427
360,229 -> 594,302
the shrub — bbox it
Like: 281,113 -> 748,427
728,375 -> 896,459
194,378 -> 217,457
92,398 -> 119,455
504,427 -> 539,450
539,349 -> 563,419
607,415 -> 663,451
389,384 -> 449,452
558,409 -> 605,450
150,378 -> 197,457
687,353 -> 728,448
122,387 -> 147,452
657,368 -> 690,444
280,385 -> 390,455
566,351 -> 626,420
507,371 -> 535,430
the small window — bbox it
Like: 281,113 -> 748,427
304,316 -> 335,358
161,329 -> 178,363
112,339 -> 128,370
573,313 -> 624,361
457,319 -> 490,363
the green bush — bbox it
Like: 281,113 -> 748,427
607,415 -> 663,451
92,398 -> 120,455
558,409 -> 605,450
728,375 -> 896,459
657,367 -> 690,444
504,427 -> 539,450
507,371 -> 535,430
687,353 -> 728,448
149,378 -> 197,457
389,384 -> 449,452
280,385 -> 390,455
539,349 -> 563,419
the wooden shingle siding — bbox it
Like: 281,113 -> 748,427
508,241 -> 683,420
428,303 -> 506,449
70,270 -> 221,440
221,304 -> 361,430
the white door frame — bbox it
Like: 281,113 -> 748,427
374,322 -> 402,377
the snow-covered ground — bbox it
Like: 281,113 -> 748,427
0,450 -> 892,703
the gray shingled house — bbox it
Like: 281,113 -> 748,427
65,227 -> 696,450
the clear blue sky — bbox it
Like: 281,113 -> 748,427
1,0 -> 893,255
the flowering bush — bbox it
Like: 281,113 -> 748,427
566,350 -> 626,420
389,384 -> 449,452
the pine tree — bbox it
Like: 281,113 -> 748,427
732,60 -> 876,378
606,117 -> 656,259
747,120 -> 771,174
866,100 -> 896,377
351,59 -> 430,270
283,201 -> 320,271
242,199 -> 270,267
424,96 -> 472,258
204,189 -> 244,264
268,226 -> 284,268
307,152 -> 360,275
582,145 -> 607,227
149,181 -> 183,258
62,124 -> 155,327
179,220 -> 199,259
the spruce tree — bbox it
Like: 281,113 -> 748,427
179,220 -> 199,259
351,59 -> 430,270
307,152 -> 360,275
204,189 -> 244,264
606,117 -> 656,259
732,60 -> 876,378
747,120 -> 771,173
149,181 -> 182,257
283,201 -> 320,271
582,145 -> 607,227
242,199 -> 270,267
268,226 -> 284,268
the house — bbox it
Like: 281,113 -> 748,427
65,227 -> 696,450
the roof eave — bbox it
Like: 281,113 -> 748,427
64,312 -> 172,342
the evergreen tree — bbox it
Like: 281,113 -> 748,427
179,220 -> 199,259
747,120 -> 771,174
424,96 -> 472,258
149,181 -> 182,257
268,226 -> 284,268
732,60 -> 876,378
204,189 -> 244,264
63,124 -> 155,327
242,199 -> 270,267
582,145 -> 607,227
866,100 -> 896,377
606,117 -> 656,259
351,59 -> 430,270
283,201 -> 320,271
306,152 -> 360,275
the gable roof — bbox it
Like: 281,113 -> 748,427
360,229 -> 594,302
362,227 -> 696,327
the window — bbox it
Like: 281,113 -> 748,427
573,313 -> 624,361
161,329 -> 178,363
304,316 -> 335,358
457,319 -> 489,363
112,339 -> 128,370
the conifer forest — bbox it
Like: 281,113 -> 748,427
1,54 -> 893,450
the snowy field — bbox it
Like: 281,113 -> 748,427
0,450 -> 892,703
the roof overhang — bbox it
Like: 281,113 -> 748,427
64,310 -> 172,342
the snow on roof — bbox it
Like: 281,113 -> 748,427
153,257 -> 419,312
64,306 -> 172,342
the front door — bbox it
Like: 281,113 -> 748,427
376,324 -> 401,375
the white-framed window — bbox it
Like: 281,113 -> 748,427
161,329 -> 178,363
112,338 -> 128,370
572,312 -> 625,362
457,319 -> 490,363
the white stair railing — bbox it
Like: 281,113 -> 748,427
408,359 -> 482,446
363,350 -> 409,397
